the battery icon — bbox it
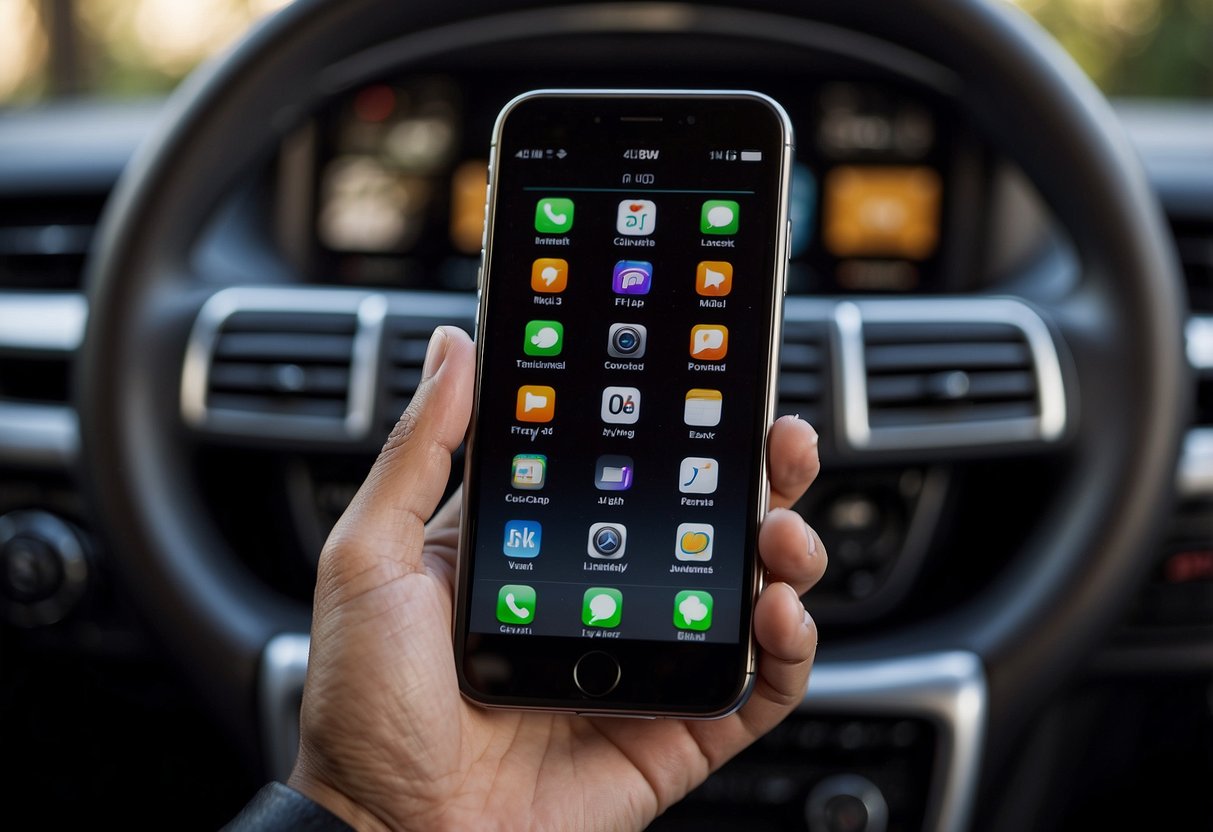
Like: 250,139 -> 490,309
740,150 -> 763,162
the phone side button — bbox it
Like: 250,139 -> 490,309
573,650 -> 621,697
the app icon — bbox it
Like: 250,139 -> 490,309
516,385 -> 555,422
675,523 -> 714,562
616,199 -> 657,236
673,590 -> 713,631
503,520 -> 542,559
535,198 -> 574,234
679,457 -> 719,494
607,323 -> 647,359
595,454 -> 634,491
612,260 -> 652,295
701,200 -> 740,235
690,324 -> 729,361
531,258 -> 568,293
511,454 -> 547,490
696,261 -> 733,296
587,522 -> 627,559
684,389 -> 723,427
601,386 -> 640,424
497,584 -> 536,625
524,320 -> 563,356
583,587 -> 623,628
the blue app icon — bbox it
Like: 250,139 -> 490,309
503,520 -> 542,558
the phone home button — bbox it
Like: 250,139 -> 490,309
573,651 -> 621,697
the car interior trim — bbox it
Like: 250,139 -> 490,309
1188,314 -> 1213,371
0,291 -> 87,352
0,401 -> 79,467
802,649 -> 986,832
1178,426 -> 1213,498
835,298 -> 1068,451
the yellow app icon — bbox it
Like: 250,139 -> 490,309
516,385 -> 555,422
684,389 -> 722,427
690,325 -> 728,361
696,261 -> 733,296
531,258 -> 568,293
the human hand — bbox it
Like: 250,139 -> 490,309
288,326 -> 827,831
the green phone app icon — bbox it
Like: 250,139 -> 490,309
497,584 -> 536,625
700,200 -> 740,235
535,197 -> 575,234
524,320 -> 564,356
673,590 -> 713,631
582,587 -> 623,628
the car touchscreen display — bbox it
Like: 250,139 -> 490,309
462,93 -> 789,648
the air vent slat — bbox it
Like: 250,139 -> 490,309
780,342 -> 824,369
213,333 -> 355,363
222,311 -> 357,334
868,370 -> 1035,405
866,342 -> 1031,373
209,362 -> 350,396
779,372 -> 823,401
869,401 -> 1038,429
864,322 -> 1023,343
208,393 -> 348,419
776,320 -> 829,432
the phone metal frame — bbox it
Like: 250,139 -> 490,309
455,89 -> 795,718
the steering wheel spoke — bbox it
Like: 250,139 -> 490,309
179,285 -> 475,448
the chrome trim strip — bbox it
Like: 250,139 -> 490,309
1188,315 -> 1213,371
0,291 -> 87,352
1178,426 -> 1213,498
834,298 -> 1068,451
0,402 -> 79,467
259,633 -> 311,782
802,650 -> 986,832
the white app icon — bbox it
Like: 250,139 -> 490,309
616,199 -> 657,236
702,267 -> 727,290
675,522 -> 714,562
679,457 -> 719,494
601,386 -> 641,424
684,389 -> 723,427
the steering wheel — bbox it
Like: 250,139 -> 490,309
77,0 -> 1187,827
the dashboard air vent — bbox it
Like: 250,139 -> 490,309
779,320 -> 828,429
0,193 -> 105,290
863,321 -> 1038,429
1172,219 -> 1213,314
206,311 -> 358,422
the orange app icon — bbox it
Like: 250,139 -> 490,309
516,385 -> 556,422
696,261 -> 733,296
690,325 -> 729,361
531,258 -> 568,293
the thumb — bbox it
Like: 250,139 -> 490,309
322,326 -> 475,582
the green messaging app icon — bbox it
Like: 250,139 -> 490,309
535,198 -> 575,234
673,590 -> 713,631
582,587 -> 623,628
497,584 -> 536,625
700,200 -> 740,235
524,320 -> 564,356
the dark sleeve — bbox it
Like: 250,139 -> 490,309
222,782 -> 356,831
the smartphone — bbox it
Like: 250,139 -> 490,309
455,90 -> 794,717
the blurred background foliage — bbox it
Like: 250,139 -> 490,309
0,0 -> 1210,104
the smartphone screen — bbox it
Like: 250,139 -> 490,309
456,91 -> 792,715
